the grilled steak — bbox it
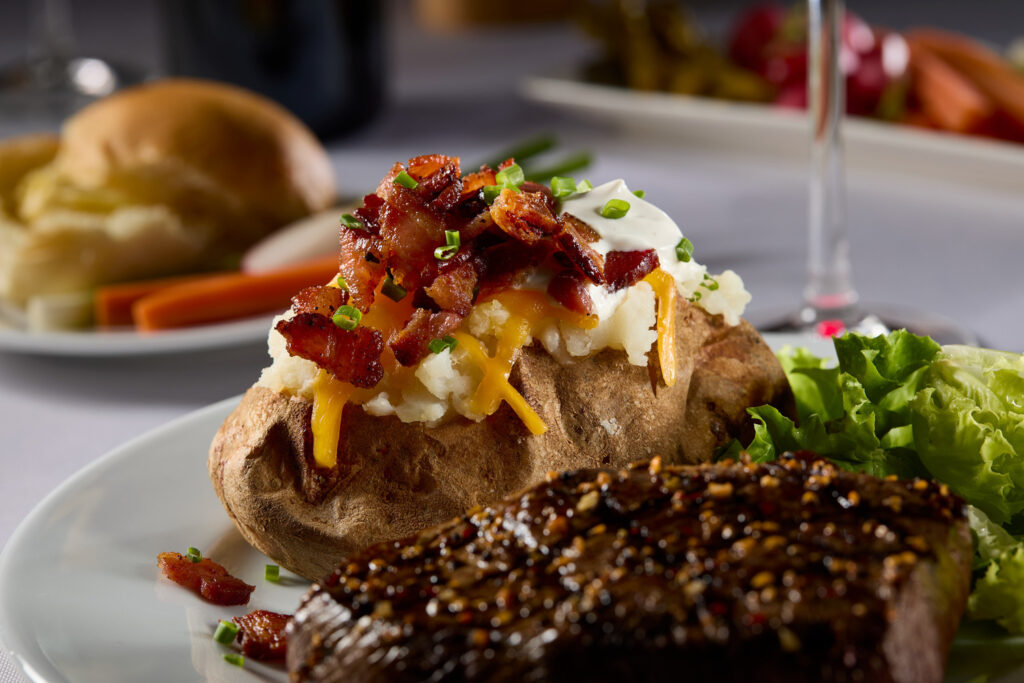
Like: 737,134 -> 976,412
288,453 -> 971,683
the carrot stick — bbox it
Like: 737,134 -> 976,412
906,29 -> 1024,139
95,272 -> 226,327
132,255 -> 339,331
905,39 -> 993,134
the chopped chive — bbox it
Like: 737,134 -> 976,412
675,237 -> 694,263
576,179 -> 594,193
600,198 -> 630,219
340,213 -> 364,230
523,152 -> 593,183
213,620 -> 239,645
633,189 -> 646,198
495,163 -> 525,189
701,275 -> 719,291
482,184 -> 503,205
265,564 -> 280,582
223,653 -> 245,667
332,305 -> 362,330
550,176 -> 577,199
428,336 -> 458,354
434,230 -> 461,261
381,275 -> 407,302
335,275 -> 349,291
393,170 -> 419,190
690,291 -> 702,302
186,547 -> 202,563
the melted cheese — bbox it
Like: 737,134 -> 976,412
643,268 -> 678,387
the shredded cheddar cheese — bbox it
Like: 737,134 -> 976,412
643,268 -> 677,387
311,370 -> 355,468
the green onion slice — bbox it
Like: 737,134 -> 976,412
482,184 -> 502,205
381,275 -> 407,302
434,230 -> 461,261
213,620 -> 239,645
633,189 -> 646,198
340,213 -> 364,230
702,275 -> 719,291
550,176 -> 577,199
335,275 -> 349,291
495,163 -> 525,189
394,170 -> 419,190
690,291 -> 702,302
332,305 -> 362,330
675,237 -> 694,263
223,653 -> 245,667
600,198 -> 630,219
265,564 -> 280,582
186,547 -> 202,563
577,179 -> 594,193
428,336 -> 458,354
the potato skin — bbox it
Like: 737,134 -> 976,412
209,301 -> 792,580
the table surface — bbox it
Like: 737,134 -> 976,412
3,7 -> 1024,683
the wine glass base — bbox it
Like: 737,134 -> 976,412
0,56 -> 146,117
749,303 -> 981,347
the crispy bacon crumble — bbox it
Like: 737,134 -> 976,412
278,154 -> 660,388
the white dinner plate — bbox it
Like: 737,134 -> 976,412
0,315 -> 274,357
0,333 -> 1020,682
521,75 -> 1024,194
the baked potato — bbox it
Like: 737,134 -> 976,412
208,154 -> 792,580
210,300 -> 790,580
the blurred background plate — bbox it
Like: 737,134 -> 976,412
522,74 -> 1024,195
0,315 -> 272,357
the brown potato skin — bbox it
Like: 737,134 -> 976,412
209,301 -> 793,580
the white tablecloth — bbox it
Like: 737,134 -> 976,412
3,10 -> 1024,683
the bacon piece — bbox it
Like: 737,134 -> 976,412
233,610 -> 290,661
461,168 -> 497,199
353,193 -> 385,234
379,188 -> 446,292
476,242 -> 552,298
425,259 -> 478,316
389,309 -> 463,366
338,228 -> 387,312
489,188 -> 560,245
520,181 -> 557,213
157,552 -> 254,606
291,285 -> 347,317
605,249 -> 660,291
276,314 -> 384,388
408,154 -> 459,181
547,269 -> 594,316
555,214 -> 605,284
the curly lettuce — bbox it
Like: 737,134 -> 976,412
742,331 -> 1024,633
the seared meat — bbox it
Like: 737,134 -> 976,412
287,453 -> 970,683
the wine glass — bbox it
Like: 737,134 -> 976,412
0,0 -> 145,117
763,0 -> 978,345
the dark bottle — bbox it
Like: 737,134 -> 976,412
161,0 -> 384,140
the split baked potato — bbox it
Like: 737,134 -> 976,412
209,299 -> 791,580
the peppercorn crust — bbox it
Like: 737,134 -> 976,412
208,300 -> 792,581
287,454 -> 971,683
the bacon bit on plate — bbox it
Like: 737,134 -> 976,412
233,609 -> 291,661
157,552 -> 254,606
276,314 -> 385,388
605,249 -> 661,291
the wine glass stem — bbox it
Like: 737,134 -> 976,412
804,0 -> 858,320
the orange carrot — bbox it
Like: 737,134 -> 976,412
906,29 -> 1024,140
906,39 -> 993,134
95,272 -> 227,327
132,255 -> 339,331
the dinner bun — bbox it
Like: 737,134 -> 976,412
57,78 -> 336,250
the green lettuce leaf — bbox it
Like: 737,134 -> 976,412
969,506 -> 1024,633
